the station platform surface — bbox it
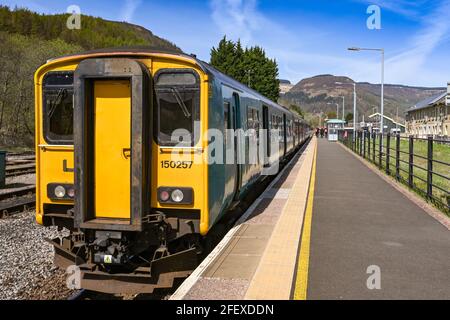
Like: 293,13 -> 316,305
171,138 -> 317,300
171,137 -> 450,300
307,138 -> 450,299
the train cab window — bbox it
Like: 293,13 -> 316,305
43,72 -> 74,144
155,69 -> 200,146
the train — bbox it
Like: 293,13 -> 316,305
34,49 -> 311,293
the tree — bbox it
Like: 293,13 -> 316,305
345,112 -> 354,122
327,111 -> 337,119
210,36 -> 239,78
210,37 -> 280,102
289,104 -> 304,118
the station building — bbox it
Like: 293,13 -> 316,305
405,83 -> 450,139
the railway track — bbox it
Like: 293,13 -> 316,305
4,152 -> 36,177
5,163 -> 36,177
0,186 -> 35,202
0,192 -> 35,217
6,152 -> 35,157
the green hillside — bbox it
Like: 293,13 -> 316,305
0,6 -> 181,148
0,6 -> 180,51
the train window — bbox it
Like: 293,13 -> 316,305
156,73 -> 197,86
253,109 -> 260,139
247,107 -> 253,129
253,110 -> 260,129
224,102 -> 230,144
155,69 -> 200,146
43,72 -> 74,144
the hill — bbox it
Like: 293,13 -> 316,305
0,6 -> 181,148
0,6 -> 180,51
280,74 -> 445,122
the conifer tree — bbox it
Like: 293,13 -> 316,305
210,37 -> 280,102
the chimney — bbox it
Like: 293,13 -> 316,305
447,82 -> 450,106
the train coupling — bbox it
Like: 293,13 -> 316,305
89,231 -> 130,265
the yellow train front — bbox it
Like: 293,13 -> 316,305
35,49 -> 310,293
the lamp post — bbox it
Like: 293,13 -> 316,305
336,82 -> 357,140
340,96 -> 345,121
348,47 -> 384,135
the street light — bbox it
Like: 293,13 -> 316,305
348,47 -> 384,135
339,96 -> 345,121
336,82 -> 357,140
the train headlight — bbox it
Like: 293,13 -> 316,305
47,183 -> 74,201
54,185 -> 66,198
171,189 -> 184,203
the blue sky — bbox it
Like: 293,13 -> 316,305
2,0 -> 450,87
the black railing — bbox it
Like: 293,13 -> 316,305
339,130 -> 450,214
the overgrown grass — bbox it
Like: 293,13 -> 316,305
342,134 -> 449,215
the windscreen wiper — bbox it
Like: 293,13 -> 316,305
170,87 -> 191,118
48,88 -> 67,118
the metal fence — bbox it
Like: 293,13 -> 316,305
338,130 -> 450,213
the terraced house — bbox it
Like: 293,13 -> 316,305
406,83 -> 450,139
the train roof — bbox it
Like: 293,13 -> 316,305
46,47 -> 305,121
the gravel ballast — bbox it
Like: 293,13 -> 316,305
0,210 -> 73,300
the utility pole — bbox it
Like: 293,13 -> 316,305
335,82 -> 357,140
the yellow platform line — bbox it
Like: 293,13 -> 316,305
244,138 -> 317,300
294,144 -> 317,300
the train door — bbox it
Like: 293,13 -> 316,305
93,80 -> 131,219
283,114 -> 287,155
73,58 -> 150,231
262,106 -> 270,166
232,92 -> 242,200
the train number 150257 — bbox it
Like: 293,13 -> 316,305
160,161 -> 193,169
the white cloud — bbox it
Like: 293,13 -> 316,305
120,0 -> 142,22
381,0 -> 450,84
207,0 -> 450,87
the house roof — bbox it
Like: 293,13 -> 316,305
368,113 -> 405,128
407,91 -> 446,113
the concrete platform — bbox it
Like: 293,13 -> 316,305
171,138 -> 317,300
172,137 -> 450,300
306,139 -> 450,299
